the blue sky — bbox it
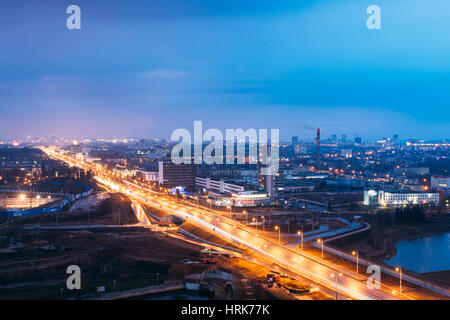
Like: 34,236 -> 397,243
0,0 -> 449,140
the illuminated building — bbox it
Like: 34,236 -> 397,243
158,161 -> 198,190
364,190 -> 440,207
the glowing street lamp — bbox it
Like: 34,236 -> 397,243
352,250 -> 359,274
261,216 -> 265,231
317,239 -> 324,260
254,234 -> 259,249
395,267 -> 403,294
330,273 -> 343,300
226,205 -> 232,219
298,231 -> 303,250
252,217 -> 258,232
275,225 -> 281,245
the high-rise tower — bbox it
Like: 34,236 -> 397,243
316,128 -> 320,163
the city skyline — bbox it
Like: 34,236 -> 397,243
1,132 -> 447,145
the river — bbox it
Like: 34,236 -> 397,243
384,232 -> 450,273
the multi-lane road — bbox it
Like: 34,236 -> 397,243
42,147 -> 403,300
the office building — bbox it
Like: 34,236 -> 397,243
195,177 -> 244,194
364,190 -> 440,207
158,161 -> 198,190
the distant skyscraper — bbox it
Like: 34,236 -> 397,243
257,162 -> 285,202
354,137 -> 362,144
341,134 -> 347,142
158,161 -> 198,191
291,136 -> 298,146
331,134 -> 337,143
258,162 -> 273,197
50,135 -> 57,144
316,128 -> 321,163
71,141 -> 82,153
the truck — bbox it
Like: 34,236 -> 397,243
266,273 -> 281,288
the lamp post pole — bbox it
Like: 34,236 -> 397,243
352,251 -> 359,274
275,226 -> 281,245
298,231 -> 303,250
396,267 -> 403,294
318,239 -> 324,259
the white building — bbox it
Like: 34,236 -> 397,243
135,170 -> 159,182
431,176 -> 450,191
232,191 -> 271,207
294,144 -> 307,155
195,177 -> 244,194
340,149 -> 353,158
377,190 -> 440,207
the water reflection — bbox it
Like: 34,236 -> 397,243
385,233 -> 450,273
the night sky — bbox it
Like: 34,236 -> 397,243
0,0 -> 449,140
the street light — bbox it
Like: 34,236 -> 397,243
274,225 -> 281,245
243,210 -> 247,223
298,231 -> 303,250
317,239 -> 324,259
261,216 -> 265,231
252,217 -> 258,232
352,250 -> 359,274
226,205 -> 232,219
395,267 -> 403,293
254,234 -> 259,250
330,273 -> 342,300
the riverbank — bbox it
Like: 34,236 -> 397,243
335,215 -> 450,262
384,231 -> 450,274
327,214 -> 450,296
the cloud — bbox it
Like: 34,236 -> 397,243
138,69 -> 191,79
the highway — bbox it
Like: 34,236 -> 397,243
41,147 -> 402,300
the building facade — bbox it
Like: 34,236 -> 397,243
195,177 -> 244,194
431,176 -> 450,192
364,190 -> 440,207
158,161 -> 198,190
